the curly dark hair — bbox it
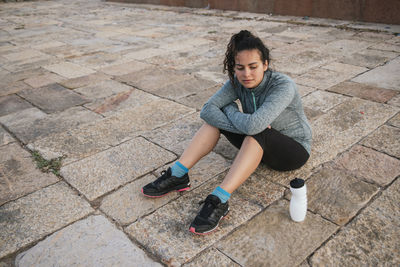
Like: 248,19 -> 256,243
223,30 -> 270,86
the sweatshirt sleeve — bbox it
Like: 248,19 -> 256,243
200,80 -> 244,134
224,80 -> 296,135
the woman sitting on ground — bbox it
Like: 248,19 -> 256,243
141,30 -> 312,235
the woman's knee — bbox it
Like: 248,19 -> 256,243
201,123 -> 220,136
203,122 -> 219,131
243,135 -> 263,149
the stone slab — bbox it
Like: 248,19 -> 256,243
122,48 -> 168,61
0,258 -> 13,267
388,94 -> 400,107
74,79 -> 132,99
273,50 -> 333,75
176,85 -> 220,111
334,145 -> 400,186
2,49 -> 47,62
338,48 -> 398,69
68,52 -> 123,70
352,57 -> 400,91
101,152 -> 229,225
84,88 -> 159,116
99,60 -> 152,76
100,173 -> 176,225
311,178 -> 400,266
41,44 -> 89,59
298,261 -> 311,267
268,34 -> 299,44
184,247 -> 239,267
0,106 -> 102,144
347,23 -> 400,34
126,172 -> 285,265
385,36 -> 400,45
388,113 -> 400,128
321,62 -> 368,75
328,81 -> 399,103
0,143 -> 59,205
351,32 -> 394,42
271,41 -> 322,58
59,72 -> 112,89
150,77 -> 217,100
159,38 -> 213,52
213,135 -> 239,160
143,112 -> 203,155
117,68 -> 192,92
23,72 -> 65,88
43,62 -> 96,79
28,99 -> 194,164
0,81 -> 32,97
295,67 -> 360,90
32,40 -> 65,50
303,106 -> 325,122
146,47 -> 215,71
302,90 -> 349,113
0,68 -> 46,86
15,215 -> 162,267
60,137 -> 176,201
297,84 -> 317,97
317,39 -> 374,56
310,98 -> 399,169
2,57 -> 59,73
0,107 -> 46,136
369,42 -> 400,53
192,71 -> 227,85
0,94 -> 33,117
17,84 -> 88,113
360,125 -> 400,158
0,127 -> 14,146
0,182 -> 93,258
306,164 -> 379,225
143,110 -> 238,160
216,199 -> 338,267
305,28 -> 355,44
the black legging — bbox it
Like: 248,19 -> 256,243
220,128 -> 310,171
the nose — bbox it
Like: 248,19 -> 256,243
243,67 -> 251,77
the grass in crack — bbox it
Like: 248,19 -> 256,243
31,150 -> 65,177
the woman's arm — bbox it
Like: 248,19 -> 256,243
200,81 -> 244,134
224,81 -> 296,135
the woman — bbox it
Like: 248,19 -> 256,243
141,30 -> 312,235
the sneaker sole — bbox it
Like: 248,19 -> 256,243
189,209 -> 229,235
141,186 -> 190,198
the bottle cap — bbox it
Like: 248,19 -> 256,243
290,178 -> 305,188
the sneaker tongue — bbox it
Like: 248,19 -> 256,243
206,194 -> 221,204
199,195 -> 220,217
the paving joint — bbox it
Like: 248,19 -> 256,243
1,0 -> 399,265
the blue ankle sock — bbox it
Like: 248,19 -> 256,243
170,161 -> 189,178
211,186 -> 231,203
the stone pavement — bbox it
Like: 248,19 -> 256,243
0,0 -> 399,266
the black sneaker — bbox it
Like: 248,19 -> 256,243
189,194 -> 229,235
141,168 -> 190,198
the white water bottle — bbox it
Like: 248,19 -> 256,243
289,178 -> 307,222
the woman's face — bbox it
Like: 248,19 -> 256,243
234,49 -> 268,89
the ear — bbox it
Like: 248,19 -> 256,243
263,60 -> 269,71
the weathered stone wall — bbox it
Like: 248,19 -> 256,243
0,0 -> 40,2
107,0 -> 400,25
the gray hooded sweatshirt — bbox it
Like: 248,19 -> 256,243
200,70 -> 312,154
